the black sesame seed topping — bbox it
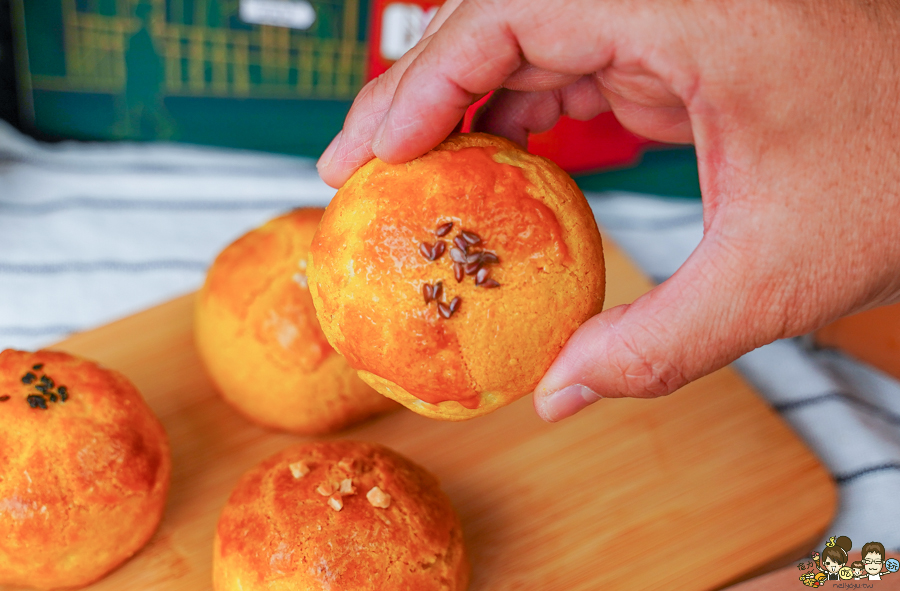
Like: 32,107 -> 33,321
0,396 -> 9,402
27,395 -> 48,410
21,373 -> 36,385
32,364 -> 43,370
49,393 -> 58,403
58,387 -> 68,402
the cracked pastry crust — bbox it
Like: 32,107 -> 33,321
213,441 -> 469,591
195,208 -> 398,434
0,349 -> 170,590
308,133 -> 606,420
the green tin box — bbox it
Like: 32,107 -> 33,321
12,0 -> 368,156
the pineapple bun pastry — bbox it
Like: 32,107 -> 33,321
195,207 -> 398,435
213,440 -> 469,591
307,132 -> 606,421
0,349 -> 170,590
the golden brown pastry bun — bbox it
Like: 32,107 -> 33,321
194,208 -> 398,434
213,441 -> 469,591
0,349 -> 170,590
308,133 -> 605,420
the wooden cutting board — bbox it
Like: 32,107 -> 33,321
5,239 -> 835,591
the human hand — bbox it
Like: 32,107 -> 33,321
317,0 -> 900,421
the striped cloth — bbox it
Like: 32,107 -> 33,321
1,120 -> 898,558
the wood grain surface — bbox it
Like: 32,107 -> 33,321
3,240 -> 835,591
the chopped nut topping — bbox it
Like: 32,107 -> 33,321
289,461 -> 310,479
338,458 -> 355,471
328,495 -> 343,511
367,486 -> 391,508
339,478 -> 355,495
316,483 -> 333,496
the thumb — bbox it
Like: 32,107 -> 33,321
534,234 -> 775,422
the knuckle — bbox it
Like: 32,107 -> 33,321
611,327 -> 688,399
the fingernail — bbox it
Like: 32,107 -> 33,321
317,131 -> 342,171
538,384 -> 602,423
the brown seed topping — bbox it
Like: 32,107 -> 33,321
481,251 -> 499,265
419,242 -> 433,260
423,283 -> 434,303
453,263 -> 464,282
449,247 -> 467,264
461,231 -> 482,245
431,240 -> 446,260
475,267 -> 489,285
464,261 -> 482,275
453,236 -> 469,253
328,495 -> 344,511
465,252 -> 482,264
367,486 -> 391,509
316,483 -> 333,496
481,278 -> 501,288
433,281 -> 443,301
437,302 -> 452,319
449,296 -> 461,314
435,222 -> 454,237
0,396 -> 9,402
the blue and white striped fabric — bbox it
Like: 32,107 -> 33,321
1,120 -> 897,556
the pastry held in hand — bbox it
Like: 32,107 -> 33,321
195,208 -> 398,434
0,349 -> 170,590
213,441 -> 469,591
308,133 -> 605,420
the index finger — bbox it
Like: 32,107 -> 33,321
371,0 -> 619,163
